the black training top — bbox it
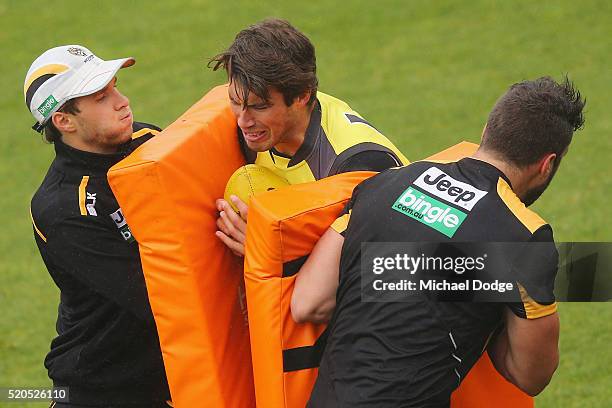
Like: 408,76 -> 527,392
30,122 -> 170,405
309,158 -> 558,408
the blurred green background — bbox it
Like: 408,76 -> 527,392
1,1 -> 610,407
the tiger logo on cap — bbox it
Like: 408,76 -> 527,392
67,47 -> 88,57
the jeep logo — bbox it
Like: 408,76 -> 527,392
413,167 -> 487,211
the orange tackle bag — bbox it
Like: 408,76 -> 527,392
245,171 -> 374,408
245,141 -> 532,408
108,85 -> 255,408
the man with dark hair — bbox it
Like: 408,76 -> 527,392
479,76 -> 584,206
209,18 -> 408,256
25,45 -> 170,407
291,76 -> 585,407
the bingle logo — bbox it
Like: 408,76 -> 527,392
413,167 -> 487,211
37,95 -> 58,118
392,187 -> 467,238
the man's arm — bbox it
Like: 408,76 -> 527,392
290,227 -> 344,324
488,307 -> 560,396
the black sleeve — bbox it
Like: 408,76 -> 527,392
333,150 -> 400,174
341,177 -> 371,215
332,175 -> 380,236
507,225 -> 559,319
46,216 -> 154,322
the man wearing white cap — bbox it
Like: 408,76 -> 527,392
25,45 -> 170,407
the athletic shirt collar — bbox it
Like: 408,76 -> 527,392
459,157 -> 514,189
53,138 -> 130,175
269,100 -> 322,167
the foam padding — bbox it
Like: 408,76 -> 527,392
108,85 -> 255,408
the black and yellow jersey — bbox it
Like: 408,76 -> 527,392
240,92 -> 409,184
312,158 -> 558,407
30,122 -> 169,405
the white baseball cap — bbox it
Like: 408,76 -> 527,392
24,45 -> 135,131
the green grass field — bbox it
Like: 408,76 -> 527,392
1,1 -> 610,407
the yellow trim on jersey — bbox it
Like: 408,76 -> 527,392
330,210 -> 351,234
30,207 -> 47,242
78,176 -> 90,216
496,178 -> 547,233
24,64 -> 70,95
517,283 -> 557,319
132,128 -> 160,140
255,152 -> 317,184
317,92 -> 409,165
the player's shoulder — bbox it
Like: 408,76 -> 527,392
129,121 -> 162,150
31,177 -> 61,242
30,163 -> 119,241
132,121 -> 161,138
316,92 -> 407,163
494,177 -> 548,235
317,91 -> 370,131
317,91 -> 366,132
133,121 -> 161,132
380,160 -> 443,179
316,91 -> 352,112
30,177 -> 86,243
382,160 -> 551,237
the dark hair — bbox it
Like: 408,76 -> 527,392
43,98 -> 80,143
209,18 -> 318,107
481,76 -> 585,167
